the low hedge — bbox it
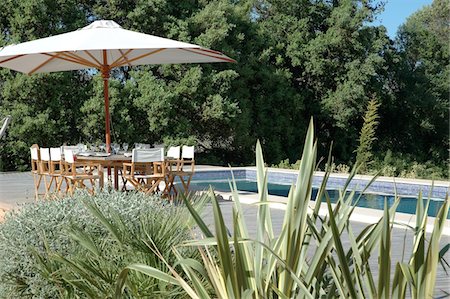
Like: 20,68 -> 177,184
0,191 -> 201,298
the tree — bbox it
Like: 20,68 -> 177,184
356,98 -> 380,172
0,0 -> 248,170
377,0 -> 449,165
0,0 -> 446,176
251,0 -> 391,162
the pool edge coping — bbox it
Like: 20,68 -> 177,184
193,166 -> 449,200
196,166 -> 450,188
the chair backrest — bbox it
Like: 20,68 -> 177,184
181,145 -> 194,159
0,115 -> 11,140
40,148 -> 51,161
30,145 -> 40,160
64,149 -> 76,163
50,147 -> 62,161
166,146 -> 180,159
132,148 -> 164,163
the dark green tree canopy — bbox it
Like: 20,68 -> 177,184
0,0 -> 447,178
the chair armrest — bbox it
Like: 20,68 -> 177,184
123,162 -> 134,176
165,159 -> 183,172
181,159 -> 195,173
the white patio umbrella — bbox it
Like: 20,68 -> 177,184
0,20 -> 235,152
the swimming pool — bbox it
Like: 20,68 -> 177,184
189,179 -> 449,219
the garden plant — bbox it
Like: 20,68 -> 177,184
0,191 -> 206,298
116,120 -> 449,298
0,122 -> 448,298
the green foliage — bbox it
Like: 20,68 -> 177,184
117,120 -> 449,298
0,0 -> 447,178
372,150 -> 448,179
0,191 -> 201,298
254,0 -> 390,161
273,153 -> 447,180
0,71 -> 90,170
376,0 -> 449,171
272,158 -> 302,170
0,0 -> 245,170
356,98 -> 380,172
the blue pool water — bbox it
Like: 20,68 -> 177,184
189,179 -> 449,219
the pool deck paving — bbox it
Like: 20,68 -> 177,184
0,168 -> 449,296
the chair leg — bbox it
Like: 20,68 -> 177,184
44,174 -> 55,198
55,176 -> 64,195
63,178 -> 70,194
129,178 -> 141,191
186,174 -> 193,190
48,176 -> 56,196
42,174 -> 49,197
99,172 -> 104,189
178,174 -> 193,196
167,175 -> 177,196
67,179 -> 73,195
120,170 -> 128,191
146,178 -> 163,194
163,176 -> 172,195
121,178 -> 128,191
179,176 -> 189,194
33,174 -> 43,200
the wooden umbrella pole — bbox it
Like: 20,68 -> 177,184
102,50 -> 111,154
102,69 -> 111,154
102,50 -> 112,182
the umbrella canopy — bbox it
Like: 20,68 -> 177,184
0,20 -> 235,151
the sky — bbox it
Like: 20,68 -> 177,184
374,0 -> 433,38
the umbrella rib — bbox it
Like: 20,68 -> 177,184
28,53 -> 61,75
61,51 -> 100,68
116,49 -> 133,67
110,48 -> 165,68
180,48 -> 236,63
43,53 -> 97,68
195,47 -> 224,55
84,50 -> 102,67
0,54 -> 25,64
42,53 -> 88,66
110,49 -> 133,68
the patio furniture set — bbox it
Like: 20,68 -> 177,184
30,144 -> 195,199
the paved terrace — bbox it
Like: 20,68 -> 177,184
0,168 -> 449,296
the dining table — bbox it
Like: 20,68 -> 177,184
76,153 -> 131,190
75,153 -> 194,194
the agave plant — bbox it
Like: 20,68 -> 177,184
391,191 -> 450,298
113,119 -> 449,298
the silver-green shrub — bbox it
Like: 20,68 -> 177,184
0,190 -> 199,298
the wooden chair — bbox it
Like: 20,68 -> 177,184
39,148 -> 53,196
166,146 -> 181,160
50,147 -> 68,195
30,144 -> 44,200
62,149 -> 104,195
165,146 -> 181,194
120,146 -> 157,191
120,144 -> 153,190
167,145 -> 195,195
122,148 -> 167,194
